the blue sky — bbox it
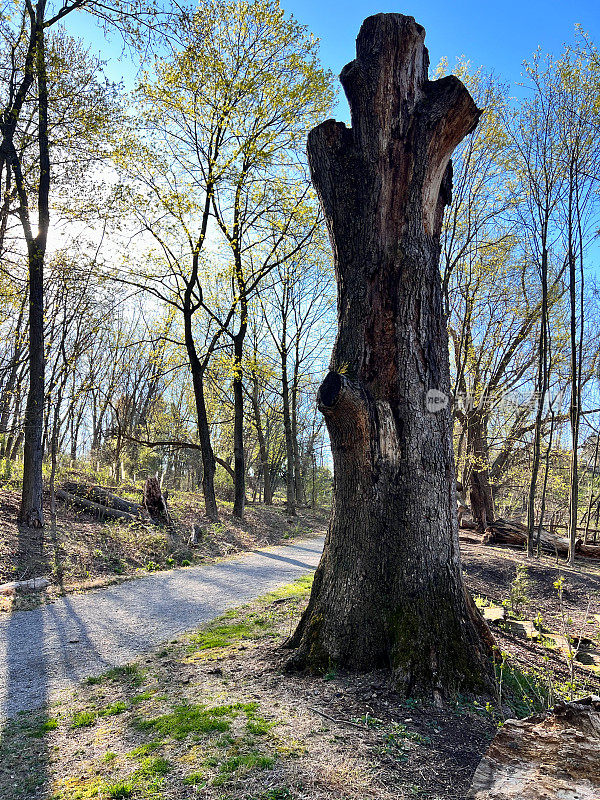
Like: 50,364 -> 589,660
287,0 -> 599,82
289,0 -> 600,120
69,0 -> 600,104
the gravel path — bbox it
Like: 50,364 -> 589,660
0,534 -> 325,720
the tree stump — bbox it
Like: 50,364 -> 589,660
468,698 -> 600,799
189,524 -> 205,546
143,477 -> 171,525
287,13 -> 494,697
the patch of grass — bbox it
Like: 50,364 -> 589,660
84,675 -> 103,686
134,703 -> 242,739
263,574 -> 313,602
28,717 -> 58,737
52,776 -> 104,799
184,574 -> 314,656
103,751 -> 117,763
102,781 -> 134,799
71,710 -> 96,728
245,706 -> 278,735
100,663 -> 144,687
250,790 -> 294,800
188,618 -> 272,652
128,741 -> 163,758
98,701 -> 129,717
134,756 -> 172,777
186,575 -> 315,654
130,691 -> 152,705
183,771 -> 206,786
213,752 -> 275,785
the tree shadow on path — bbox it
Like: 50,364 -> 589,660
0,605 -> 50,799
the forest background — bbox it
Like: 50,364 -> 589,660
2,0 -> 600,565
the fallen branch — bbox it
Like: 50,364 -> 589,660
309,706 -> 366,729
56,489 -> 140,523
0,577 -> 50,595
63,482 -> 144,517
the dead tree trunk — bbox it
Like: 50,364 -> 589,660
143,476 -> 171,525
287,14 -> 494,698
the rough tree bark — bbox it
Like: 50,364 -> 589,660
143,476 -> 171,525
287,14 -> 494,697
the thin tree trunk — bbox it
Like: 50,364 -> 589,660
583,431 -> 598,545
567,169 -> 580,565
251,372 -> 272,505
0,295 -> 27,439
536,406 -> 555,556
291,352 -> 306,506
466,411 -> 494,532
49,385 -> 63,585
183,280 -> 219,521
527,238 -> 549,556
190,361 -> 218,521
287,14 -> 494,697
232,329 -> 246,518
20,16 -> 50,529
281,342 -> 296,516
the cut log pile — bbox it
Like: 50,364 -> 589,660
457,506 -> 600,559
58,478 -> 174,526
468,696 -> 600,799
57,482 -> 148,523
63,482 -> 145,516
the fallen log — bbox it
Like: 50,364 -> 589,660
578,542 -> 600,558
468,696 -> 600,799
63,482 -> 144,517
482,518 -> 576,557
0,577 -> 50,595
56,489 -> 140,523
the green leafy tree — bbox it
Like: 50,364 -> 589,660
120,0 -> 334,519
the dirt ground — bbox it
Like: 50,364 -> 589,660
460,531 -> 600,700
0,529 -> 599,800
0,576 -> 496,800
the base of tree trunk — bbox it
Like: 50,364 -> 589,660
286,372 -> 496,699
286,567 -> 495,699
